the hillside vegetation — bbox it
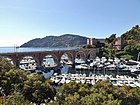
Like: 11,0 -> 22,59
102,25 -> 140,60
122,25 -> 140,42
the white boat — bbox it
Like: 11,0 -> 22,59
117,63 -> 126,69
105,64 -> 116,70
59,77 -> 66,85
108,58 -> 113,62
131,68 -> 140,73
91,79 -> 95,85
75,64 -> 88,70
130,64 -> 140,73
54,76 -> 62,84
61,59 -> 73,65
82,73 -> 86,77
75,78 -> 81,83
80,78 -> 86,84
111,77 -> 137,87
134,81 -> 140,87
98,64 -> 104,68
75,59 -> 85,64
104,62 -> 111,66
128,81 -> 136,87
95,57 -> 100,62
75,65 -> 82,69
81,64 -> 88,69
101,57 -> 107,63
85,79 -> 91,84
90,61 -> 98,67
71,77 -> 76,81
65,77 -> 71,84
117,80 -> 124,86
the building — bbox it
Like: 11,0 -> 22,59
87,38 -> 97,46
113,36 -> 126,50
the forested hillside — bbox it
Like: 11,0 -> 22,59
102,25 -> 140,60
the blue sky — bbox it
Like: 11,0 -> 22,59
0,0 -> 140,46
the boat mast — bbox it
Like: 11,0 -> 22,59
14,44 -> 17,53
137,52 -> 140,61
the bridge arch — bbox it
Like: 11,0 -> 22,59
19,56 -> 37,70
75,51 -> 86,60
60,52 -> 74,61
41,53 -> 59,67
87,50 -> 96,59
60,52 -> 74,64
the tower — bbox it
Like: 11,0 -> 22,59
87,38 -> 90,45
87,38 -> 97,46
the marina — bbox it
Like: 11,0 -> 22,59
50,73 -> 140,87
19,55 -> 140,87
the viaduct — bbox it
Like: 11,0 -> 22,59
0,48 -> 97,68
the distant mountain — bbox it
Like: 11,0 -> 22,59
20,34 -> 89,47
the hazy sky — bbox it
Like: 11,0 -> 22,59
0,0 -> 140,46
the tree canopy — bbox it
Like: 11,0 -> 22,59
0,57 -> 56,105
47,80 -> 140,105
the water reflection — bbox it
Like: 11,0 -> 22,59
41,65 -> 69,78
61,64 -> 68,74
43,70 -> 54,78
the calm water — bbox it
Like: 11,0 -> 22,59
0,47 -> 79,53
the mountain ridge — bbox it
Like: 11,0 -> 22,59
20,34 -> 89,47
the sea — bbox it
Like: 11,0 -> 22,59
0,47 -> 79,53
